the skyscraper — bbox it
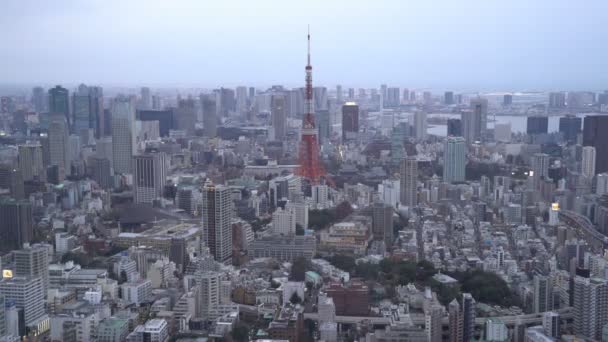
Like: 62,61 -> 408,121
18,143 -> 45,182
447,118 -> 462,137
0,277 -> 45,327
443,136 -> 466,183
14,244 -> 50,295
573,276 -> 608,340
140,87 -> 151,109
527,116 -> 549,135
72,84 -> 92,135
549,92 -> 566,109
503,94 -> 513,106
444,91 -> 454,105
48,85 -> 70,126
582,146 -> 596,179
111,96 -> 136,174
271,94 -> 287,141
272,207 -> 296,236
89,86 -> 105,138
400,157 -> 418,207
461,293 -> 476,342
48,113 -> 70,178
0,198 -> 33,252
414,111 -> 427,139
532,153 -> 550,189
218,87 -> 236,116
559,115 -> 581,144
470,97 -> 488,139
133,152 -> 167,204
336,84 -> 343,103
583,115 -> 608,174
449,293 -> 476,342
32,86 -> 46,113
201,180 -> 232,263
236,86 -> 248,116
315,110 -> 330,145
0,166 -> 24,200
175,98 -> 197,135
372,202 -> 394,247
202,94 -> 217,138
461,109 -> 482,145
533,275 -> 553,313
341,102 -> 359,141
138,109 -> 174,137
386,87 -> 400,107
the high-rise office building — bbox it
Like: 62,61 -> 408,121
175,98 -> 197,135
111,96 -> 136,174
48,85 -> 70,126
573,276 -> 608,340
0,198 -> 33,253
32,87 -> 46,113
0,166 -> 24,200
138,109 -> 174,137
133,152 -> 167,204
542,311 -> 560,339
14,244 -> 50,295
0,294 -> 5,337
336,85 -> 343,103
386,87 -> 400,108
503,94 -> 513,106
372,202 -> 393,247
202,94 -> 217,138
400,157 -> 418,207
449,293 -> 476,342
532,153 -> 550,189
549,92 -> 566,108
348,88 -> 355,100
447,118 -> 462,137
313,87 -> 328,111
470,97 -> 488,139
140,87 -> 151,109
72,84 -> 92,135
414,111 -> 427,139
202,180 -> 232,263
527,116 -> 549,135
193,271 -> 221,319
461,109 -> 482,145
18,143 -> 45,182
0,277 -> 46,328
48,113 -> 70,178
494,123 -> 511,142
559,115 -> 581,144
583,115 -> 608,174
582,146 -> 596,179
444,91 -> 454,105
342,102 -> 359,141
92,157 -> 112,189
272,207 -> 296,236
443,136 -> 466,183
271,94 -> 287,141
218,87 -> 235,116
88,86 -> 105,138
533,275 -> 553,313
461,293 -> 476,342
315,110 -> 330,145
236,86 -> 248,116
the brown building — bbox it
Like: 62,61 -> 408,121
325,281 -> 370,316
268,304 -> 304,342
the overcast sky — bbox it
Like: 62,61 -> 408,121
1,0 -> 607,91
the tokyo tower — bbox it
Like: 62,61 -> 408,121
296,28 -> 326,185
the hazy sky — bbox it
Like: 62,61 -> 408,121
1,0 -> 607,91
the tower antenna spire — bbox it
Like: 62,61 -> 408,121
307,25 -> 311,66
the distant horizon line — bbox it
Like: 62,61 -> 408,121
0,82 -> 605,95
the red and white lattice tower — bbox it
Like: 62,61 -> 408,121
296,27 -> 326,185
